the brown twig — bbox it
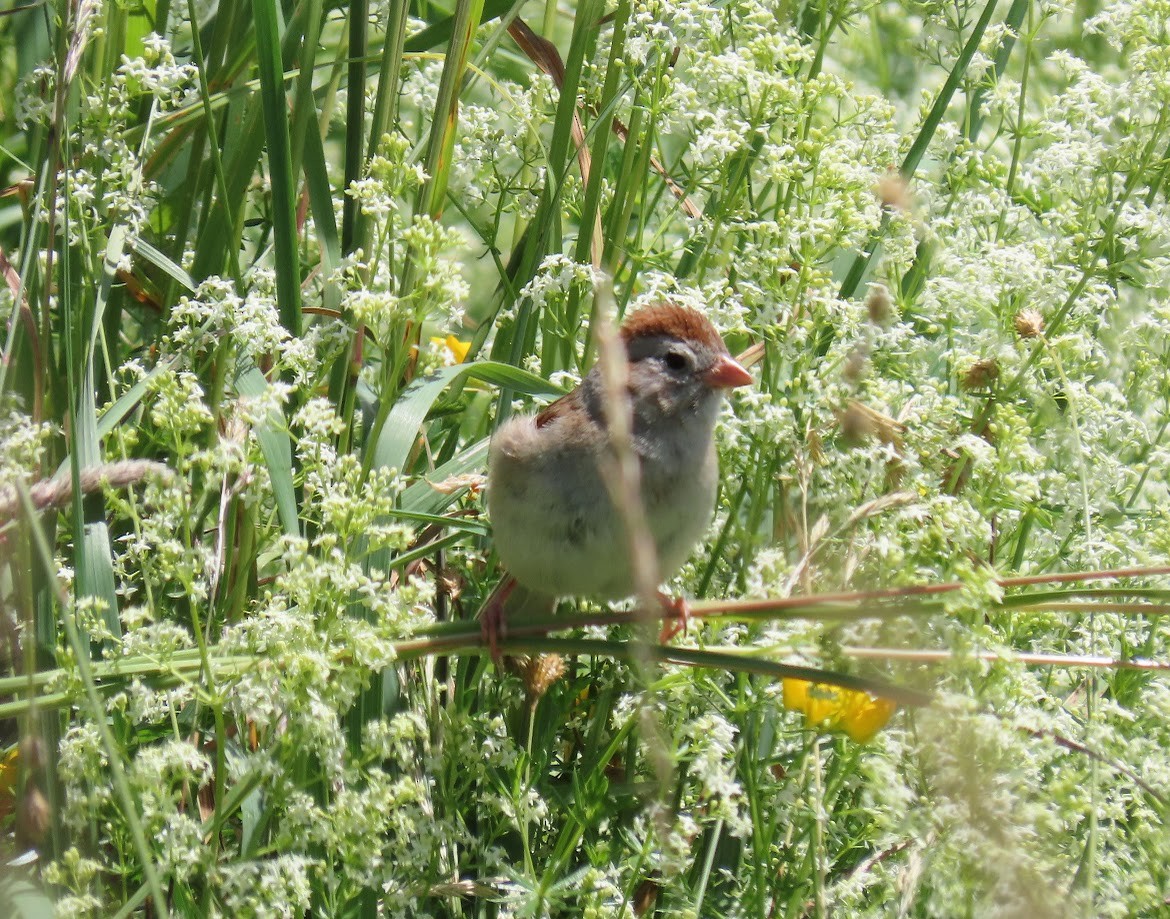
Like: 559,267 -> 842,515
0,460 -> 173,522
843,646 -> 1170,671
686,564 -> 1170,617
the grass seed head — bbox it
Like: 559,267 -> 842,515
1014,309 -> 1045,339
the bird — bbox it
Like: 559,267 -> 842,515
481,302 -> 752,657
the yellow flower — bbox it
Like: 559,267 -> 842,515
0,745 -> 18,818
430,334 -> 470,364
782,678 -> 896,743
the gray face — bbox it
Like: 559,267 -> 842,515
627,334 -> 725,429
579,333 -> 727,465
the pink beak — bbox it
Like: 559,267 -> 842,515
703,354 -> 753,389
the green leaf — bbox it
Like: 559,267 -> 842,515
837,0 -> 1002,302
501,637 -> 934,709
413,0 -> 486,222
341,0 -> 370,254
302,117 -> 341,315
74,226 -> 129,644
132,238 -> 196,293
402,0 -> 515,53
251,0 -> 302,336
368,361 -> 562,475
96,356 -> 178,440
399,438 -> 489,515
53,357 -> 177,498
236,365 -> 300,537
0,871 -> 55,919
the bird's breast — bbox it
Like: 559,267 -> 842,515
488,412 -> 719,599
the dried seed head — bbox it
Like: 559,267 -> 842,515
875,170 -> 912,212
439,568 -> 463,602
870,412 -> 905,448
633,879 -> 660,917
962,358 -> 1000,391
866,285 -> 893,326
19,735 -> 45,772
0,459 -> 173,522
1014,309 -> 1044,339
844,346 -> 868,385
807,427 -> 826,465
521,654 -> 566,702
17,785 -> 50,844
884,457 -> 906,490
839,400 -> 904,448
198,782 -> 216,822
428,472 -> 487,496
840,401 -> 874,444
842,402 -> 879,444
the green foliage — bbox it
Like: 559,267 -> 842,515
1,0 -> 1169,916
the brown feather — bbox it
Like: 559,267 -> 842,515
619,303 -> 727,352
534,393 -> 575,428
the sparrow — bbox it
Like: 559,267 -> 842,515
482,303 -> 752,656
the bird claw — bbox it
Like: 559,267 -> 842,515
480,576 -> 516,666
657,591 -> 692,643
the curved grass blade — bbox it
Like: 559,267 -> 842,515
348,627 -> 935,712
399,438 -> 489,514
302,120 -> 341,314
236,365 -> 300,537
341,0 -> 368,254
368,360 -> 563,475
403,0 -> 516,54
73,226 -> 129,644
131,238 -> 196,294
0,872 -> 55,919
414,0 -> 486,223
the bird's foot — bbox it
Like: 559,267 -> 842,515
480,575 -> 517,666
657,591 -> 692,643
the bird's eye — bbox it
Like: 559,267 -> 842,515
664,349 -> 691,372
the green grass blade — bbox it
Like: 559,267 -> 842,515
355,0 -> 411,254
0,872 -> 55,919
236,365 -> 300,537
185,0 -> 245,285
571,0 -> 630,275
341,0 -> 368,255
251,0 -> 302,336
131,238 -> 196,293
287,0 -> 322,184
414,0 -> 487,223
402,0 -> 516,54
966,0 -> 1029,141
368,360 -> 563,474
495,637 -> 933,709
302,120 -> 341,314
399,439 -> 489,514
73,226 -> 129,644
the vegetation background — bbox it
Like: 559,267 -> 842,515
1,0 -> 1169,915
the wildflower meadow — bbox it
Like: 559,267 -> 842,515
1,0 -> 1169,915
